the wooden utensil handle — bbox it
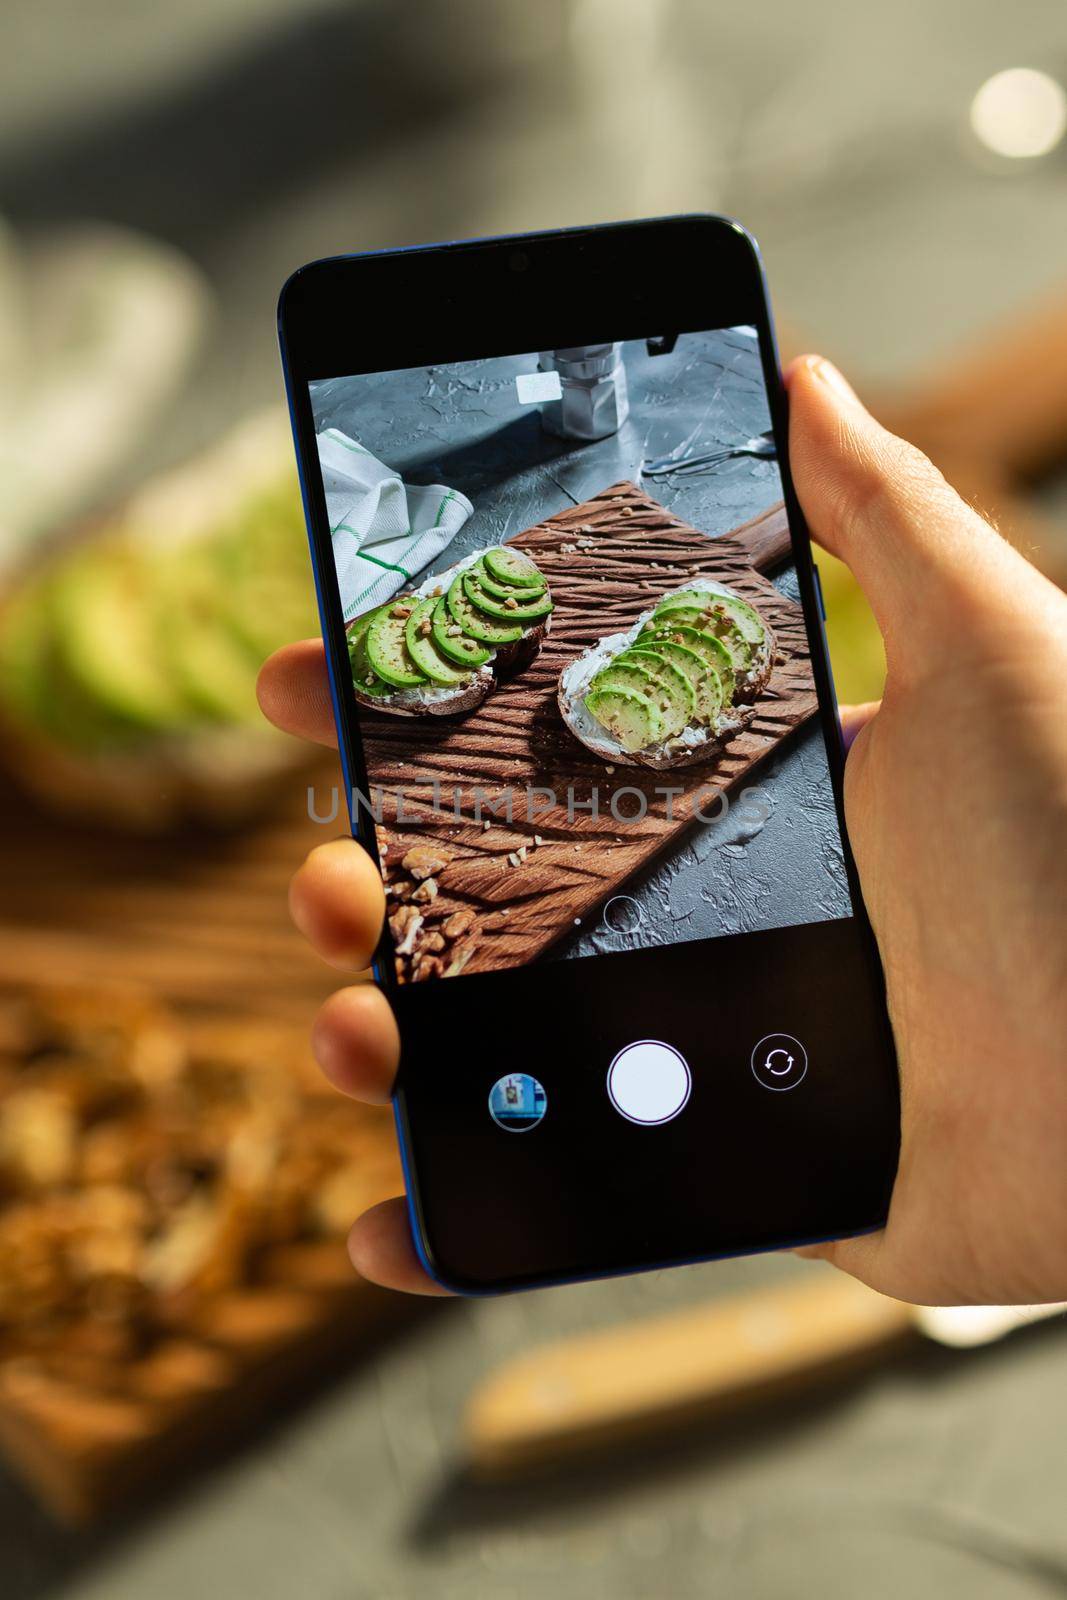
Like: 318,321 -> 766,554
729,502 -> 792,571
465,1271 -> 914,1477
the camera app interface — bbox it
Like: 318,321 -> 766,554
307,328 -> 853,985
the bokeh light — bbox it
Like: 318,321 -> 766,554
970,67 -> 1067,160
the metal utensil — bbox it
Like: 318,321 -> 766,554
464,1273 -> 1066,1477
642,429 -> 777,479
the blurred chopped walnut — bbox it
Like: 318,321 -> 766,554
411,877 -> 438,904
0,1089 -> 76,1188
0,987 -> 401,1358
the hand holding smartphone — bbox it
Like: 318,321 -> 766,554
277,217 -> 899,1293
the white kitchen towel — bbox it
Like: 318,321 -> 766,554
317,428 -> 473,619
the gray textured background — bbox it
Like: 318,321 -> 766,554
310,326 -> 852,965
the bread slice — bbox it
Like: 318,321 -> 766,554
346,549 -> 550,719
557,577 -> 773,770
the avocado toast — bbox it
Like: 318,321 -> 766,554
346,547 -> 552,717
557,576 -> 775,769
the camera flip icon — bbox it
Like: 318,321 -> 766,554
751,1033 -> 808,1092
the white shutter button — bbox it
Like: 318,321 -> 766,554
607,1040 -> 691,1126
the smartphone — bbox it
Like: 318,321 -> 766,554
278,215 -> 899,1293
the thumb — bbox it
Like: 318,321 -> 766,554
785,355 -> 1013,675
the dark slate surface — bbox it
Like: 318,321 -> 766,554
309,327 -> 852,962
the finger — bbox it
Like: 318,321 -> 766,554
838,700 -> 880,751
785,354 -> 1008,659
311,983 -> 400,1104
348,1197 -> 453,1296
289,837 -> 385,970
257,639 -> 337,746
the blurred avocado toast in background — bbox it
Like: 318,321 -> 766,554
0,413 -> 318,827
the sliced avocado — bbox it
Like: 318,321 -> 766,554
366,604 -> 427,688
51,547 -> 191,732
446,572 -> 522,644
482,546 -> 544,590
212,494 -> 318,660
432,596 -> 493,667
221,572 -> 317,663
697,607 -> 751,673
462,570 -> 553,623
0,578 -> 109,747
613,648 -> 696,720
404,597 -> 471,685
663,587 -> 767,650
709,594 -> 767,655
648,600 -> 711,631
629,641 -> 723,725
156,555 -> 262,723
654,591 -> 761,670
584,686 -> 664,754
475,560 -> 547,602
347,607 -> 393,696
591,658 -> 689,740
0,581 -> 58,731
639,621 -> 736,702
589,658 -> 659,701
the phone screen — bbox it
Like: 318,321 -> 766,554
289,241 -> 898,1290
306,327 -> 854,985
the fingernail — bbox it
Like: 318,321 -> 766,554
808,356 -> 861,407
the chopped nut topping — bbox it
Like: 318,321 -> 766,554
503,596 -> 519,610
389,905 -> 423,955
445,938 -> 477,978
401,843 -> 453,880
411,877 -> 438,904
418,618 -> 432,637
442,909 -> 475,939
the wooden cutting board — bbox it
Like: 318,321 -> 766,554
366,483 -> 817,981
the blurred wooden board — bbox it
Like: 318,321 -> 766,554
0,757 -> 344,1019
0,1240 -> 409,1524
0,994 -> 412,1525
